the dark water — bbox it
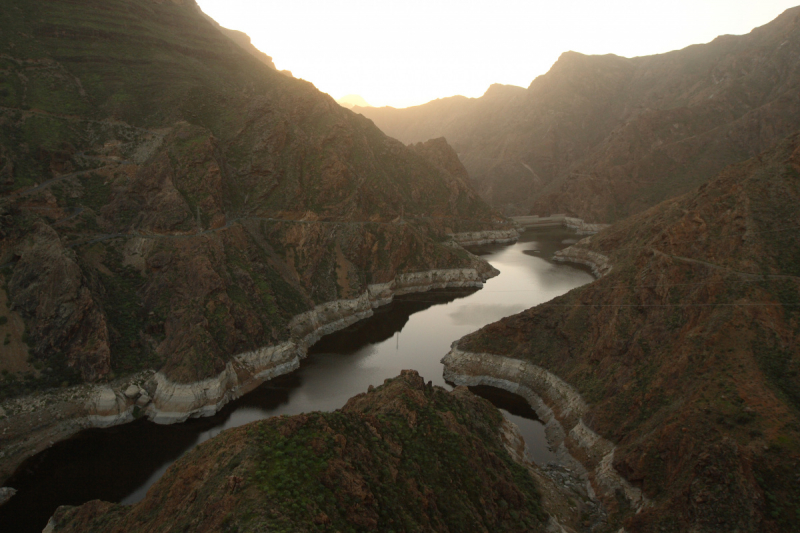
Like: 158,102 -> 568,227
0,229 -> 593,532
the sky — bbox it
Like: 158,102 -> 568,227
196,0 -> 799,108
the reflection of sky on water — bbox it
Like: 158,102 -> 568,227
184,229 -> 593,454
448,304 -> 528,326
202,228 -> 594,450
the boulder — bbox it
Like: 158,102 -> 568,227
0,486 -> 17,506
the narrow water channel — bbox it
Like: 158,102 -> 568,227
0,228 -> 593,532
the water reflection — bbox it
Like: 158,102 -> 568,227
309,289 -> 477,354
448,304 -> 528,326
468,385 -> 558,465
0,228 -> 593,532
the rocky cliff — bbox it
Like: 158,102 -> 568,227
356,8 -> 800,221
43,371 -> 555,533
196,7 -> 279,71
444,133 -> 800,531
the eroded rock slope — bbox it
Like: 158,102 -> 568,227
0,0 -> 502,389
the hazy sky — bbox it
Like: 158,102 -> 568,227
196,0 -> 798,108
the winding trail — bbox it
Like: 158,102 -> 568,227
655,248 -> 800,282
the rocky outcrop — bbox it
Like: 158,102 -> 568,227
442,347 -> 647,516
449,228 -> 520,246
0,487 -> 16,507
552,238 -> 612,278
6,221 -> 111,382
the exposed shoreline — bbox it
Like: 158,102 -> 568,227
441,347 -> 647,516
0,227 -> 603,499
552,236 -> 612,278
511,215 -> 610,236
142,267 -> 496,425
440,233 -> 650,520
447,228 -> 520,247
0,261 -> 497,487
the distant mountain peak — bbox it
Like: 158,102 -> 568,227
337,94 -> 371,109
482,83 -> 526,98
194,5 -> 282,72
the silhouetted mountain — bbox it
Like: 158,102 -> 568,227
357,8 -> 800,221
337,94 -> 371,109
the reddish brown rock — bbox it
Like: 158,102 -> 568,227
7,221 -> 110,382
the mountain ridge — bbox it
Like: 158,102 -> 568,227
356,7 -> 800,221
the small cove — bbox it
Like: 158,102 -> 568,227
0,228 -> 594,532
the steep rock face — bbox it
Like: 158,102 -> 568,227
7,221 -> 110,382
44,371 -> 551,533
446,134 -> 800,531
195,4 -> 279,71
0,0 -> 503,396
356,8 -> 800,221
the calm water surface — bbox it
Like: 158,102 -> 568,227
0,228 -> 593,532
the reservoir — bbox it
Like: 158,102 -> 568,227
0,228 -> 593,532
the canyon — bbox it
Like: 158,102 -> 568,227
0,0 -> 519,509
1,228 -> 595,532
1,0 -> 799,531
0,0 -> 506,419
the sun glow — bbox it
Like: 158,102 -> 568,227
196,0 -> 798,108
